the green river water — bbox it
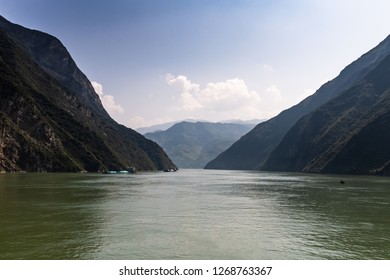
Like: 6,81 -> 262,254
0,169 -> 389,259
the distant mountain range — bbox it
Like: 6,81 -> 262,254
0,16 -> 176,172
145,121 -> 256,168
206,34 -> 390,175
136,119 -> 263,134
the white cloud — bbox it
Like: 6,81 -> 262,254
166,74 -> 263,120
166,74 -> 202,110
91,81 -> 124,115
166,74 -> 200,93
263,64 -> 275,72
265,85 -> 283,103
92,81 -> 103,96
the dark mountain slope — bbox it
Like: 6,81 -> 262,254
0,15 -> 105,116
0,16 -> 175,172
263,54 -> 390,175
145,121 -> 254,168
205,35 -> 390,170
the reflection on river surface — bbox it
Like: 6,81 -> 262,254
0,170 -> 389,259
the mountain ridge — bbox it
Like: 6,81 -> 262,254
263,53 -> 390,175
0,15 -> 105,117
205,34 -> 390,171
145,121 -> 255,168
0,16 -> 176,172
136,119 -> 263,134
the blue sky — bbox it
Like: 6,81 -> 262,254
1,0 -> 389,128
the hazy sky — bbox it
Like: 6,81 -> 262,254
1,0 -> 389,128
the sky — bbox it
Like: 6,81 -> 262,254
1,0 -> 389,129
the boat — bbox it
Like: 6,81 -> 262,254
163,168 -> 177,172
105,168 -> 136,174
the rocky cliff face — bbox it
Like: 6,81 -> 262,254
263,54 -> 390,175
0,16 -> 176,172
205,35 -> 390,171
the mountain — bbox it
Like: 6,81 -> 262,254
219,119 -> 265,125
136,119 -> 204,134
145,121 -> 255,168
136,121 -> 178,135
136,119 -> 262,134
0,16 -> 176,172
205,35 -> 390,170
263,53 -> 390,175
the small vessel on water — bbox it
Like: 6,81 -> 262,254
106,170 -> 130,174
340,179 -> 345,184
163,168 -> 178,172
104,167 -> 136,174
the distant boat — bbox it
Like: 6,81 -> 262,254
105,170 -> 129,174
104,168 -> 136,174
340,179 -> 345,184
163,168 -> 177,172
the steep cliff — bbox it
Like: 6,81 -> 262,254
0,16 -> 176,172
205,35 -> 390,170
263,54 -> 390,175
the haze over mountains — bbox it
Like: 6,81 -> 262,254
144,121 -> 257,168
206,34 -> 390,175
136,119 -> 262,134
0,16 -> 176,172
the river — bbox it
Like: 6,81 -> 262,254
0,169 -> 389,259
